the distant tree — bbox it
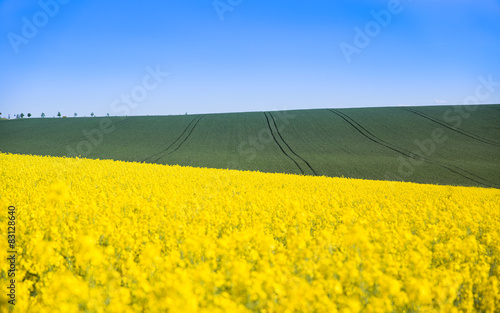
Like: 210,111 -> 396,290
107,113 -> 110,117
27,113 -> 31,118
57,112 -> 61,118
20,113 -> 24,118
91,112 -> 94,117
74,113 -> 77,117
41,112 -> 45,118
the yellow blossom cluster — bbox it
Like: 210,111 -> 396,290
0,152 -> 499,312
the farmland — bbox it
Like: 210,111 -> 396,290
1,104 -> 499,187
1,152 -> 499,312
1,104 -> 499,312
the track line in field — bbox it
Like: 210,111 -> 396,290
57,118 -> 131,147
328,109 -> 414,157
263,112 -> 306,175
141,116 -> 198,162
331,109 -> 498,188
163,115 -> 205,157
329,109 -> 497,188
142,115 -> 204,163
268,112 -> 318,176
404,108 -> 500,147
328,109 -> 497,188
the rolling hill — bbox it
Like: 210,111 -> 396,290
1,104 -> 499,188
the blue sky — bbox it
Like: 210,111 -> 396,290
1,0 -> 499,117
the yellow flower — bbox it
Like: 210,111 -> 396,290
0,152 -> 499,312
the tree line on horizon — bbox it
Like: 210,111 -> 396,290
1,112 -> 107,119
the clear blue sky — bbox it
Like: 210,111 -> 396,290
1,0 -> 499,117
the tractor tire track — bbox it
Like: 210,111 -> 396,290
263,112 -> 306,175
404,108 -> 500,147
268,112 -> 318,176
328,109 -> 497,188
150,117 -> 199,160
57,118 -> 131,147
329,109 -> 497,188
162,115 -> 205,157
141,116 -> 199,163
142,115 -> 204,163
329,109 -> 496,187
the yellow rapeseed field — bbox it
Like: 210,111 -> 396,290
0,152 -> 499,312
